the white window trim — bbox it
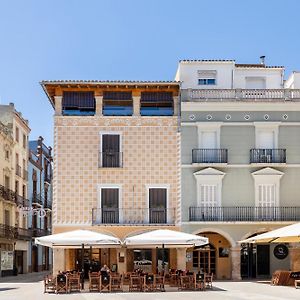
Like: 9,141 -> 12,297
196,123 -> 222,148
97,184 -> 123,223
252,167 -> 283,207
99,131 -> 122,167
145,184 -> 170,224
254,123 -> 279,149
193,168 -> 225,207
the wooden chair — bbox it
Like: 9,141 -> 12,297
179,275 -> 193,290
110,274 -> 123,292
44,275 -> 56,293
154,274 -> 165,291
143,274 -> 154,292
89,271 -> 100,292
100,272 -> 111,292
67,273 -> 81,293
194,273 -> 205,291
129,275 -> 142,292
56,274 -> 68,294
169,273 -> 179,287
205,273 -> 213,289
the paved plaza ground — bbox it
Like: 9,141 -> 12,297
0,272 -> 299,300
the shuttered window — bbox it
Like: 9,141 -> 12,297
101,134 -> 121,167
149,188 -> 167,224
101,188 -> 119,223
258,184 -> 276,207
199,184 -> 217,207
62,91 -> 95,115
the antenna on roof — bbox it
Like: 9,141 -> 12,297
260,56 -> 266,65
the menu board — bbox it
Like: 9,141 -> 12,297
1,251 -> 14,270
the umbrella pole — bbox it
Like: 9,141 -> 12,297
161,244 -> 165,292
81,244 -> 84,289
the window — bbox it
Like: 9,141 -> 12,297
103,91 -> 133,116
140,92 -> 173,116
4,176 -> 10,189
15,180 -> 19,195
100,133 -> 122,167
23,134 -> 26,148
197,70 -> 217,86
198,78 -> 216,85
15,127 -> 19,142
62,91 -> 95,116
149,188 -> 167,224
5,148 -> 9,160
98,187 -> 120,224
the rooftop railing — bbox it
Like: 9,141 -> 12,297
183,89 -> 300,102
189,206 -> 300,222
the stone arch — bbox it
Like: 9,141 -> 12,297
240,227 -> 271,241
192,227 -> 236,248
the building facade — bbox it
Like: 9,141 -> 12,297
176,59 -> 300,280
0,103 -> 31,276
27,136 -> 53,272
41,81 -> 182,275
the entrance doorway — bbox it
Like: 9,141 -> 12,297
241,233 -> 270,279
193,244 -> 216,274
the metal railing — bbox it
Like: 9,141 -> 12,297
189,206 -> 300,222
32,228 -> 51,237
92,208 -> 175,225
99,152 -> 123,168
0,184 -> 16,203
250,149 -> 286,163
16,164 -> 22,177
183,89 -> 300,102
32,193 -> 43,205
192,149 -> 228,164
15,195 -> 29,207
0,224 -> 18,239
44,201 -> 52,210
17,227 -> 32,240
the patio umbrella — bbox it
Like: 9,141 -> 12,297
239,222 -> 300,244
35,229 -> 122,248
124,229 -> 208,248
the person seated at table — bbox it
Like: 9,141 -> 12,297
100,264 -> 110,276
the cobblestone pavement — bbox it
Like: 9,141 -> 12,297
0,272 -> 299,300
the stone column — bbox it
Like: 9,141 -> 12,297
231,246 -> 242,280
54,96 -> 62,116
177,248 -> 186,270
133,96 -> 140,116
53,248 -> 65,275
289,244 -> 300,271
173,96 -> 179,116
95,96 -> 103,116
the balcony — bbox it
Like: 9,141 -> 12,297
92,208 -> 175,225
0,224 -> 17,239
44,201 -> 52,210
250,149 -> 286,164
32,193 -> 43,206
32,228 -> 51,237
17,227 -> 32,240
183,89 -> 300,102
189,206 -> 300,222
192,149 -> 228,164
99,152 -> 123,168
16,164 -> 22,177
0,184 -> 16,204
15,195 -> 29,207
44,174 -> 52,184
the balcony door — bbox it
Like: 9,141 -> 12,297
101,188 -> 119,224
149,188 -> 167,224
102,134 -> 120,167
200,131 -> 218,163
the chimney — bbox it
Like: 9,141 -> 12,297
260,56 -> 266,65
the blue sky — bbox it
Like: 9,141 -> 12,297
0,0 -> 300,146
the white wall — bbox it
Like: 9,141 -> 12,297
285,72 -> 300,89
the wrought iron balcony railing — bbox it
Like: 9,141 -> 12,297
0,224 -> 18,239
17,227 -> 32,240
99,152 -> 123,168
183,89 -> 300,102
31,228 -> 51,237
192,149 -> 228,164
250,149 -> 286,164
92,208 -> 175,225
32,193 -> 43,206
0,184 -> 16,204
15,195 -> 29,207
189,206 -> 300,222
